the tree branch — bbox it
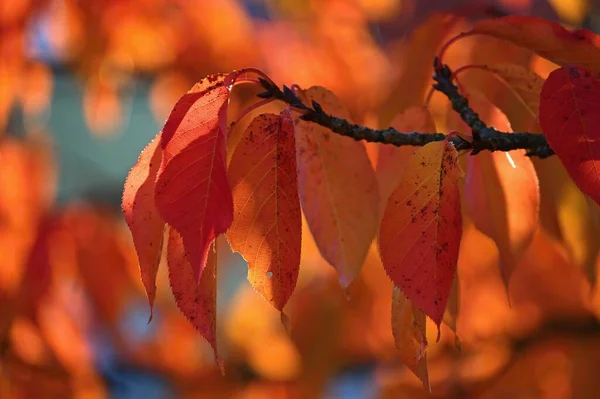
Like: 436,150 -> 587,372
257,59 -> 555,158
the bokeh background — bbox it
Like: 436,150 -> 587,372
2,0 -> 600,398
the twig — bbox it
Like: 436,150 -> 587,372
256,60 -> 555,158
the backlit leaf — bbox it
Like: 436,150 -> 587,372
391,287 -> 429,390
539,66 -> 600,208
227,110 -> 301,311
155,72 -> 237,282
376,106 -> 436,208
471,16 -> 600,72
480,63 -> 545,132
122,133 -> 165,315
378,138 -> 462,326
464,96 -> 539,285
167,227 -> 219,360
294,86 -> 380,287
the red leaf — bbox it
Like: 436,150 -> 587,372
122,133 -> 165,315
227,110 -> 301,311
471,16 -> 600,72
155,72 -> 241,281
167,227 -> 219,359
539,66 -> 600,208
293,87 -> 380,286
378,139 -> 463,327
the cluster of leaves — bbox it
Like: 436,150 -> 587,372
122,13 -> 600,386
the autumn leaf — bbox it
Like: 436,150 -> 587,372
378,13 -> 457,126
474,63 -> 545,132
167,227 -> 219,360
227,110 -> 301,311
378,138 -> 462,327
154,71 -> 241,282
539,66 -> 600,209
471,16 -> 600,72
464,94 -> 539,286
293,86 -> 380,287
376,106 -> 436,208
122,133 -> 165,315
391,287 -> 429,390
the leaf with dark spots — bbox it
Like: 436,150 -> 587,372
227,110 -> 301,312
378,138 -> 463,327
377,107 -> 437,211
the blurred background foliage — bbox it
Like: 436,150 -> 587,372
2,0 -> 600,398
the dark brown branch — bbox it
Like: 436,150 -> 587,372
257,60 -> 555,158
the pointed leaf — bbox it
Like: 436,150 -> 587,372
378,139 -> 462,326
539,66 -> 600,208
472,16 -> 600,72
294,86 -> 380,287
227,110 -> 301,311
167,227 -> 218,359
464,96 -> 539,285
392,287 -> 429,390
376,106 -> 436,208
155,72 -> 238,282
122,133 -> 165,314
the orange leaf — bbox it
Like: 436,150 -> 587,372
471,16 -> 600,72
464,96 -> 539,285
478,63 -> 545,132
155,72 -> 237,282
227,110 -> 301,311
294,87 -> 380,286
539,66 -> 600,208
391,287 -> 429,390
378,139 -> 462,326
122,133 -> 165,315
376,106 -> 436,208
167,227 -> 219,360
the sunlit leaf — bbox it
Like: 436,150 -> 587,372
122,133 -> 165,316
227,110 -> 301,311
167,227 -> 219,361
155,73 -> 234,282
